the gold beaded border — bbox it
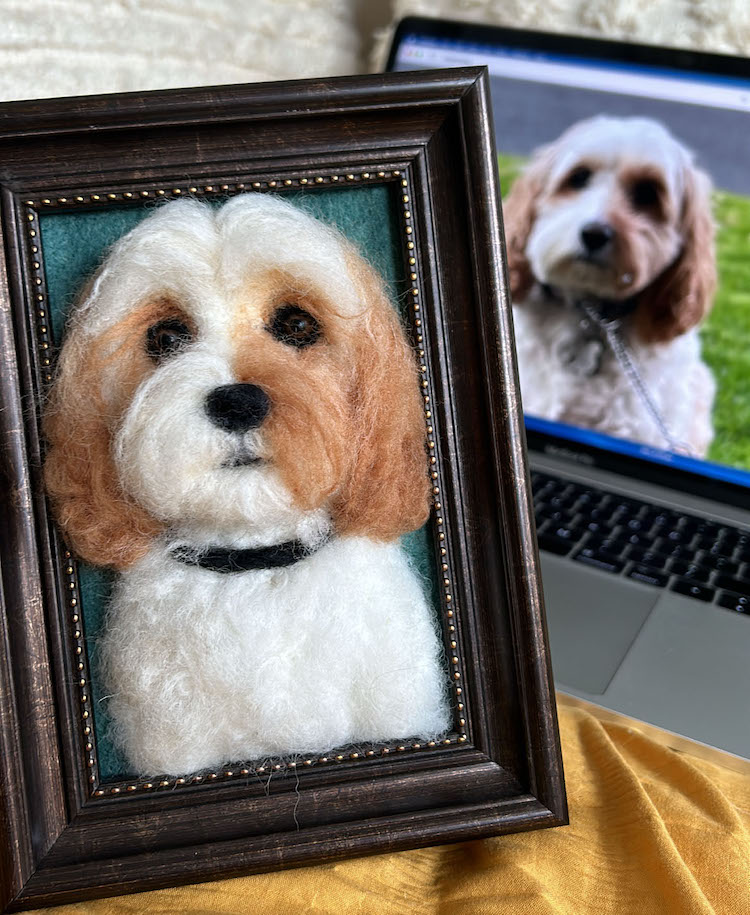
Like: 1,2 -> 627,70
397,172 -> 468,745
22,206 -> 54,386
23,170 -> 468,798
23,206 -> 102,789
64,548 -> 99,788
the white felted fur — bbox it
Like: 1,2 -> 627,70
113,347 -> 332,546
66,193 -> 450,774
84,194 -> 361,340
102,536 -> 449,775
87,196 -> 365,543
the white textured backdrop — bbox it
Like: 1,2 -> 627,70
0,0 -> 745,101
0,0 -> 362,100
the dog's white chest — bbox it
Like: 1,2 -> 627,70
101,537 -> 450,775
512,301 -> 714,454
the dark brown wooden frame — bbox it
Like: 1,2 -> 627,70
0,68 -> 566,912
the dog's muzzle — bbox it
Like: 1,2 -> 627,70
204,383 -> 270,433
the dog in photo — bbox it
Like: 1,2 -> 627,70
503,115 -> 717,456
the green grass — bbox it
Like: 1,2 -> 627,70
498,152 -> 525,197
498,153 -> 750,470
701,190 -> 750,468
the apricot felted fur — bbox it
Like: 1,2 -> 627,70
44,193 -> 450,775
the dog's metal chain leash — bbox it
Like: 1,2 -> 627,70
577,300 -> 695,457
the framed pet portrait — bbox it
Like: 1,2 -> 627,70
0,69 -> 566,910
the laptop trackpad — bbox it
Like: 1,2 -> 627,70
541,554 -> 658,694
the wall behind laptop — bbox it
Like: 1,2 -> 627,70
0,0 -> 367,101
2,0 -> 748,104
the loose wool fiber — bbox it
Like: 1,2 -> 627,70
44,193 -> 450,774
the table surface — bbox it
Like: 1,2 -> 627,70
24,693 -> 750,915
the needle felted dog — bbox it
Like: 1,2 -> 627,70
44,193 -> 450,776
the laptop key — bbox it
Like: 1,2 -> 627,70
713,573 -> 750,597
627,546 -> 669,569
627,565 -> 669,588
676,517 -> 701,535
551,525 -> 579,541
662,529 -> 692,545
668,559 -> 711,583
695,552 -> 739,576
573,547 -> 625,574
704,541 -> 736,562
589,506 -> 614,522
717,591 -> 750,615
653,541 -> 693,561
695,532 -> 723,551
588,536 -> 628,556
620,531 -> 654,547
542,509 -> 566,524
671,579 -> 715,602
537,531 -> 576,556
718,530 -> 740,548
652,511 -> 680,529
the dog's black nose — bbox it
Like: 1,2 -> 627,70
204,383 -> 271,433
580,222 -> 615,253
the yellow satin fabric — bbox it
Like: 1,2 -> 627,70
32,695 -> 749,915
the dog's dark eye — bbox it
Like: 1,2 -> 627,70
630,178 -> 661,211
565,166 -> 592,190
146,318 -> 194,360
269,304 -> 321,348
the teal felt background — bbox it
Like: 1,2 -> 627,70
40,186 -> 440,780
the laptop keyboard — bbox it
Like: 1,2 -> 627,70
531,471 -> 750,616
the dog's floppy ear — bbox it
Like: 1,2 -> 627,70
43,319 -> 163,571
502,159 -> 545,302
634,166 -> 716,343
332,255 -> 431,541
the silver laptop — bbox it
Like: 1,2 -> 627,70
389,18 -> 750,763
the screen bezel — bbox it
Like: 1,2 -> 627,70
387,15 -> 750,512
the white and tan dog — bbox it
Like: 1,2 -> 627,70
44,194 -> 450,776
504,116 -> 717,456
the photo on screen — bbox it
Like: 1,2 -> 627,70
492,68 -> 750,475
392,32 -> 750,488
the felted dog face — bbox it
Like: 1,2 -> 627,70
504,116 -> 716,342
44,194 -> 430,568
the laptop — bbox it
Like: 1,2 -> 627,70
387,17 -> 750,764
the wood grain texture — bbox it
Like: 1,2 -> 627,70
0,69 -> 566,912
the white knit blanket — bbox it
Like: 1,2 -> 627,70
0,0 -> 361,100
1,0 -> 744,103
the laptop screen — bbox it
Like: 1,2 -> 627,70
389,21 -> 750,496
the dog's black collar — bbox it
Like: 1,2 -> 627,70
171,537 -> 327,574
540,283 -> 637,323
581,295 -> 638,324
